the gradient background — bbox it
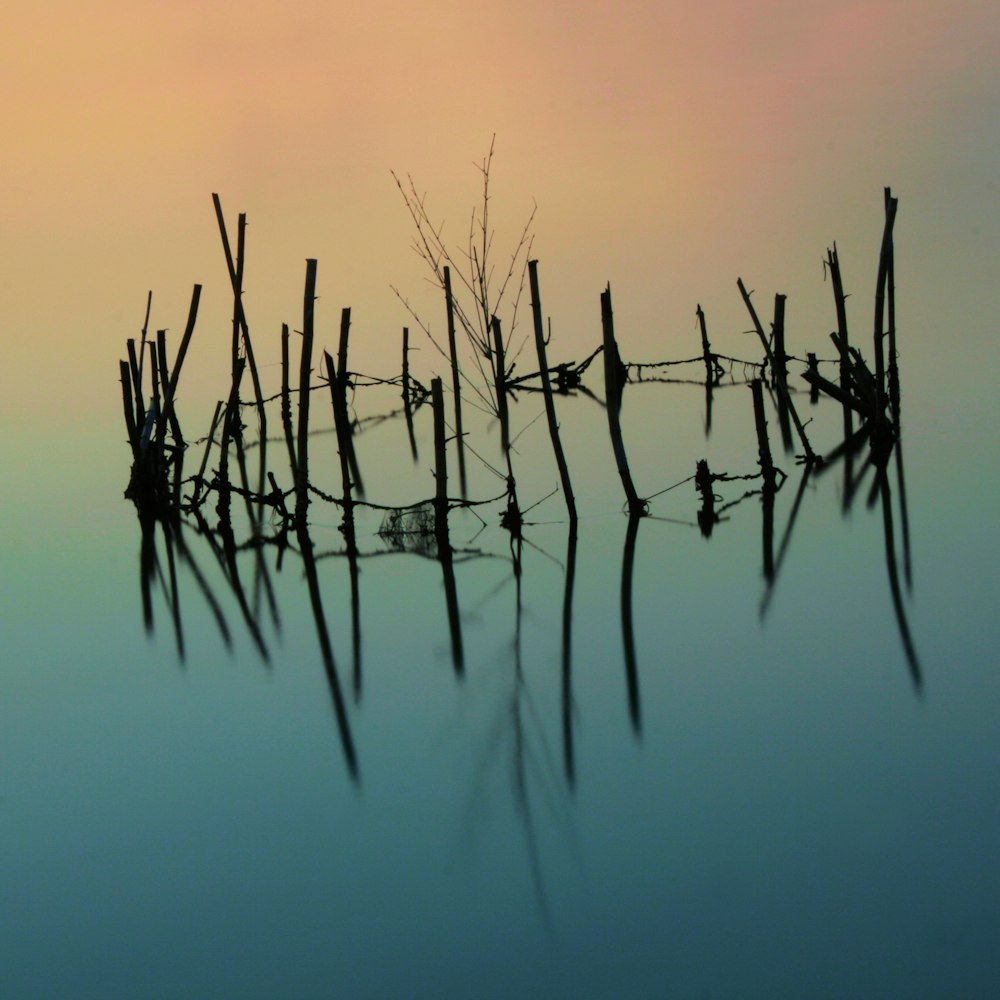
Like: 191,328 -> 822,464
2,2 -> 998,397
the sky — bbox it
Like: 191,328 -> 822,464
1,0 -> 998,431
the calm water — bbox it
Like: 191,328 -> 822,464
2,269 -> 999,1000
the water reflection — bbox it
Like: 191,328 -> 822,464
121,188 -> 923,810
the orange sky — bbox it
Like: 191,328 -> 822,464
1,1 -> 998,425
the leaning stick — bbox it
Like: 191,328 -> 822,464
528,260 -> 577,523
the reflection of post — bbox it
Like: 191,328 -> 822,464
215,516 -> 270,662
161,519 -> 185,663
325,350 -> 363,699
621,513 -> 642,734
510,527 -> 551,923
561,523 -> 578,788
759,464 -> 811,618
138,507 -> 157,634
296,260 -> 318,525
432,378 -> 464,676
876,469 -> 922,691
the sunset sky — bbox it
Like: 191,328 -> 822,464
1,1 -> 998,426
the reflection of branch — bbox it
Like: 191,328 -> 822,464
297,524 -> 360,780
621,513 -> 642,735
561,525 -> 578,789
877,470 -> 922,691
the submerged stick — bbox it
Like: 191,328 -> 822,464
296,259 -> 318,522
600,285 -> 644,516
528,260 -> 577,523
297,518 -> 360,779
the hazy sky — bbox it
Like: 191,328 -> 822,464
1,1 -> 998,421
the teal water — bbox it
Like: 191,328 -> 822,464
2,275 -> 999,1000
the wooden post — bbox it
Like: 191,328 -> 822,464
772,293 -> 793,451
696,304 -> 713,383
528,260 -> 577,523
333,307 -> 364,497
120,361 -> 140,461
751,378 -> 776,581
491,315 -> 511,456
432,377 -> 449,522
401,327 -> 418,462
296,260 -> 318,522
872,188 -> 898,443
600,285 -> 644,515
806,353 -> 819,404
156,284 -> 201,450
696,306 -> 715,436
126,337 -> 144,430
443,266 -> 468,497
280,323 -> 298,483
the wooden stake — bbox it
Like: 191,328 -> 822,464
443,266 -> 468,497
491,315 -> 511,456
601,285 -> 644,515
401,327 -> 418,462
528,260 -> 577,523
296,260 -> 318,522
738,278 -> 816,464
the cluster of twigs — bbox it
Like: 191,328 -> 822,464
119,177 -> 919,797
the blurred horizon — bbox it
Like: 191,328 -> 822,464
1,1 -> 998,427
